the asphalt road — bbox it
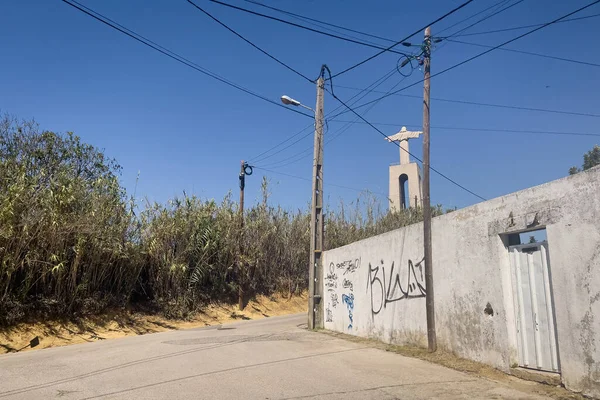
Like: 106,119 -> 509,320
0,314 -> 548,399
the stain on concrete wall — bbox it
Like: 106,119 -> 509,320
323,166 -> 600,398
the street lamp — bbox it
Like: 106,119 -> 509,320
281,95 -> 314,113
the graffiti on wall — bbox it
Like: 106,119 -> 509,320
330,292 -> 339,308
367,258 -> 426,315
342,293 -> 354,330
325,262 -> 338,290
342,279 -> 353,292
325,258 -> 360,325
335,258 -> 361,275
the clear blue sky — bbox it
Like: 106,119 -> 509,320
2,0 -> 599,211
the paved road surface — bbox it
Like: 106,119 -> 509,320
0,314 -> 548,399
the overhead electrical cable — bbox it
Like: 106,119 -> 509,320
186,0 -> 315,83
332,0 -> 600,116
444,38 -> 600,68
451,12 -> 600,37
60,0 -> 313,118
248,66 -> 400,164
325,87 -> 487,201
329,0 -> 476,79
252,166 -> 390,197
435,0 -> 511,35
206,0 -> 412,57
331,85 -> 600,118
442,0 -> 525,39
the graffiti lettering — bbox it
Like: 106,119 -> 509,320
342,279 -> 353,292
334,258 -> 361,275
326,306 -> 333,322
341,293 -> 354,330
325,262 -> 338,289
330,292 -> 339,308
367,258 -> 426,315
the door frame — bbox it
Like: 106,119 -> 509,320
508,241 -> 561,373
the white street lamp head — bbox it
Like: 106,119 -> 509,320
281,95 -> 301,107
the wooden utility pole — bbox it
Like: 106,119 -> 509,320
308,75 -> 325,330
422,27 -> 437,352
238,160 -> 246,310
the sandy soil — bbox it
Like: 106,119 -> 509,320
0,292 -> 307,354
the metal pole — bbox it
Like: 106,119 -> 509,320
422,26 -> 437,352
238,160 -> 245,310
309,76 -> 325,330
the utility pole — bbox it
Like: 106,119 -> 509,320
238,160 -> 252,310
422,26 -> 437,352
309,74 -> 325,330
239,160 -> 245,224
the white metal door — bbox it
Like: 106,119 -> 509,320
509,242 -> 559,372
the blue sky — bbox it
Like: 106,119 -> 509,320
2,0 -> 599,211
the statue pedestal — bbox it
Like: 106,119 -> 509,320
389,163 -> 422,211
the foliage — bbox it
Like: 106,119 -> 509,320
569,145 -> 600,175
0,115 -> 135,324
0,115 -> 433,325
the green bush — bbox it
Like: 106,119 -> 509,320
0,116 -> 136,323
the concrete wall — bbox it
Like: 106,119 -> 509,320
323,166 -> 600,398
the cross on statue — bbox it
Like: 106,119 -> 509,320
385,126 -> 423,165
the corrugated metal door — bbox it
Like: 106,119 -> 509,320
509,242 -> 560,372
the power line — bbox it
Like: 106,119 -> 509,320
442,0 -> 525,39
244,0 -> 393,45
255,67 -> 404,168
249,66 -> 399,164
240,0 -> 531,46
262,118 -> 600,169
325,75 -> 410,144
245,1 -> 600,190
263,76 -> 414,170
233,0 -> 600,69
428,0 -> 514,55
436,0 -> 511,35
206,0 -> 412,57
60,0 -> 313,119
451,12 -> 600,37
241,0 -> 396,44
328,120 -> 600,137
241,0 -> 512,47
251,127 -> 315,164
338,0 -> 600,114
326,89 -> 487,201
248,123 -> 313,164
445,38 -> 600,68
330,0 -> 476,79
186,0 -> 315,83
255,164 -> 455,206
333,85 -> 600,118
252,166 -> 390,197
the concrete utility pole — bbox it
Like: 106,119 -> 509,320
309,75 -> 325,330
422,27 -> 437,352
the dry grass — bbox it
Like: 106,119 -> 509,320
321,330 -> 585,400
0,292 -> 307,354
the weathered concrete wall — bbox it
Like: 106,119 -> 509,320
323,166 -> 600,398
